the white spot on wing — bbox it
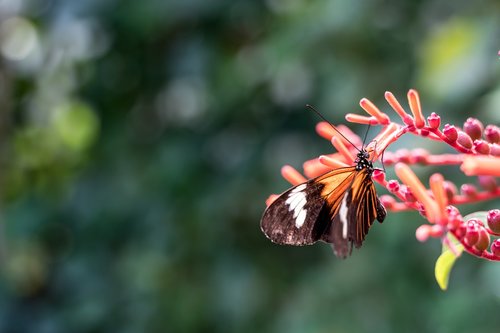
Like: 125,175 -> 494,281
296,209 -> 307,228
285,184 -> 308,229
339,192 -> 349,239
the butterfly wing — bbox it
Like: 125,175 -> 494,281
321,168 -> 386,258
260,167 -> 356,246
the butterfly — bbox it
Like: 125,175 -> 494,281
260,147 -> 386,258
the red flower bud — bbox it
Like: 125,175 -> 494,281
491,239 -> 500,257
461,183 -> 477,197
443,124 -> 458,142
463,117 -> 484,141
487,209 -> 500,233
395,149 -> 411,163
402,185 -> 416,202
465,221 -> 480,246
478,176 -> 497,192
411,148 -> 429,164
490,143 -> 500,157
443,181 -> 457,202
474,228 -> 490,252
484,125 -> 500,144
427,112 -> 441,129
379,195 -> 396,209
387,180 -> 400,193
472,140 -> 490,155
372,169 -> 386,183
457,131 -> 473,149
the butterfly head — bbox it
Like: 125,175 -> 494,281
354,148 -> 373,172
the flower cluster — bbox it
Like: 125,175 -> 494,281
268,89 -> 500,262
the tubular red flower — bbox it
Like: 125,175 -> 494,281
461,156 -> 500,176
407,89 -> 425,128
331,136 -> 356,162
395,163 -> 439,223
384,91 -> 414,125
359,98 -> 391,125
345,113 -> 379,125
429,173 -> 448,225
281,165 -> 307,185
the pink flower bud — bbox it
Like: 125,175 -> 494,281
416,225 -> 430,242
474,228 -> 490,252
463,117 -> 484,141
420,128 -> 430,137
472,140 -> 490,155
455,223 -> 467,239
461,183 -> 477,197
443,181 -> 457,202
443,124 -> 458,142
387,180 -> 400,193
372,169 -> 385,183
465,221 -> 479,246
427,112 -> 441,129
491,239 -> 500,257
417,202 -> 426,218
457,131 -> 473,149
490,143 -> 500,157
402,185 -> 416,202
487,209 -> 500,233
478,176 -> 497,192
411,148 -> 429,164
379,195 -> 396,209
484,125 -> 500,144
395,149 -> 411,163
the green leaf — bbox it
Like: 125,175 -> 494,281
463,211 -> 488,223
435,233 -> 464,291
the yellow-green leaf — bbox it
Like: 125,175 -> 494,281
435,233 -> 464,290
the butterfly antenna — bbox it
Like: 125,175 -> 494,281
361,124 -> 371,150
306,104 -> 360,152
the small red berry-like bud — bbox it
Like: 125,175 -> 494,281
411,148 -> 429,164
416,224 -> 431,242
455,223 -> 467,239
457,131 -> 473,149
487,209 -> 500,233
387,180 -> 400,193
420,128 -> 430,137
417,202 -> 426,218
443,124 -> 458,142
395,149 -> 411,163
443,181 -> 457,202
465,221 -> 480,246
402,185 -> 416,202
472,140 -> 490,155
491,239 -> 500,257
463,117 -> 484,141
379,195 -> 396,209
474,228 -> 490,252
478,175 -> 497,192
484,125 -> 500,144
429,224 -> 444,238
490,143 -> 500,157
372,169 -> 385,183
461,183 -> 477,197
427,112 -> 441,129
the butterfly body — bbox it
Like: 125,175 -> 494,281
261,149 -> 386,258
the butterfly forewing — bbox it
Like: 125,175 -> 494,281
260,167 -> 356,246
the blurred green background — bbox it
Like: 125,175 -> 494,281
1,0 -> 500,332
